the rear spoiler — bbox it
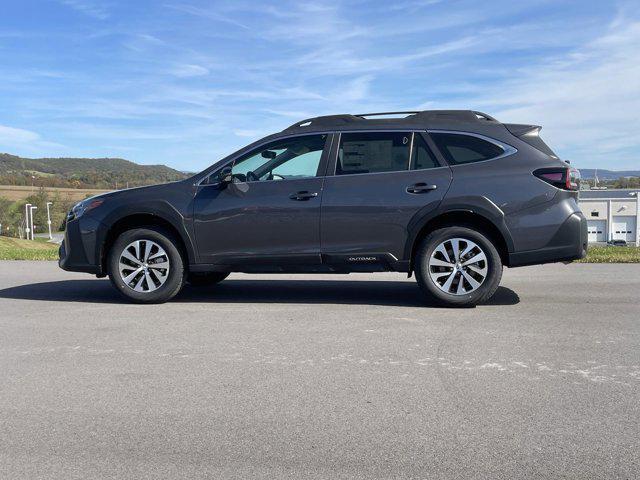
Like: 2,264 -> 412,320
503,123 -> 559,159
504,124 -> 541,137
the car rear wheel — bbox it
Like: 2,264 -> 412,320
108,227 -> 185,304
414,226 -> 502,307
187,272 -> 229,286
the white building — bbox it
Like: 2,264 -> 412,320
578,190 -> 639,245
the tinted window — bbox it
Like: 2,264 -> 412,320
231,134 -> 326,182
431,133 -> 504,165
337,132 -> 410,175
411,134 -> 439,170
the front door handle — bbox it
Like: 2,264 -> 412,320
406,183 -> 437,194
289,191 -> 319,201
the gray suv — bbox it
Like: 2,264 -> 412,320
59,110 -> 587,306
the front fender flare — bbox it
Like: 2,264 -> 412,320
93,201 -> 197,268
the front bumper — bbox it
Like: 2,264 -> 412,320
508,211 -> 588,267
58,215 -> 104,274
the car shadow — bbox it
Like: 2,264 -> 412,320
0,279 -> 520,307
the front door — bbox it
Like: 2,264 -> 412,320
194,133 -> 331,267
320,131 -> 452,263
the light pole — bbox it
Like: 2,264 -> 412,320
46,202 -> 53,240
29,205 -> 38,240
25,203 -> 31,240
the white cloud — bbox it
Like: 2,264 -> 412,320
0,125 -> 41,144
51,122 -> 183,141
329,75 -> 373,104
6,1 -> 639,171
0,124 -> 65,155
233,128 -> 271,139
386,0 -> 443,11
247,35 -> 479,89
166,4 -> 251,30
122,33 -> 167,52
58,0 -> 110,20
435,18 -> 640,168
169,64 -> 210,78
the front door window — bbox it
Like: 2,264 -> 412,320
231,134 -> 327,182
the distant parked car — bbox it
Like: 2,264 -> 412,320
607,239 -> 628,246
59,110 -> 587,306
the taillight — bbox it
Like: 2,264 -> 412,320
534,167 -> 580,191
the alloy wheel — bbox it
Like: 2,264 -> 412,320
118,239 -> 170,293
428,237 -> 488,295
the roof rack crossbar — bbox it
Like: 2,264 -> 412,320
355,111 -> 420,118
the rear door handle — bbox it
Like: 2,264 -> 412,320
289,191 -> 318,201
406,183 -> 437,194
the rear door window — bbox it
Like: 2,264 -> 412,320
430,132 -> 505,165
337,132 -> 411,175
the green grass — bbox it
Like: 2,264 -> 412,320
0,236 -> 59,260
0,235 -> 638,263
578,246 -> 640,263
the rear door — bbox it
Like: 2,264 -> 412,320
320,131 -> 452,265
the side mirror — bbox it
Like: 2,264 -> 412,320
211,166 -> 233,188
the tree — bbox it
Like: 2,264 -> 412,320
0,198 -> 27,238
0,197 -> 12,235
0,187 -> 77,237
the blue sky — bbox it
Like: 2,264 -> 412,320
0,0 -> 638,171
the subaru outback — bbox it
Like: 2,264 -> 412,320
59,110 -> 587,306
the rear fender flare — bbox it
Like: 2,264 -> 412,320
403,196 -> 515,261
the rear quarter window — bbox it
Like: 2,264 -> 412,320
430,132 -> 505,165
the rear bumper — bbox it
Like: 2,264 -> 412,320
508,211 -> 588,267
58,216 -> 103,274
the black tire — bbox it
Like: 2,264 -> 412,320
187,272 -> 229,286
107,227 -> 185,304
414,226 -> 502,307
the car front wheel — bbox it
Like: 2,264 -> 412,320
108,227 -> 185,304
414,226 -> 502,307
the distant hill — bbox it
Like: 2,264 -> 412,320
579,168 -> 640,180
0,153 -> 190,189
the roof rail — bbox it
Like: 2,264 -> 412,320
283,114 -> 361,131
282,109 -> 499,132
412,110 -> 498,122
357,110 -> 498,122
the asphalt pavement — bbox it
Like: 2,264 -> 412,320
0,261 -> 638,479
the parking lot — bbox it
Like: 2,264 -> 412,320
0,261 -> 639,479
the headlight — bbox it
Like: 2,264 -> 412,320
67,198 -> 104,222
